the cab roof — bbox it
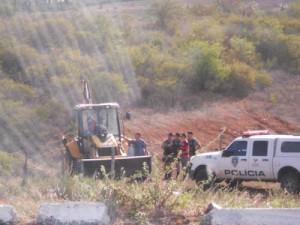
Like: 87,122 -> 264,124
75,102 -> 120,110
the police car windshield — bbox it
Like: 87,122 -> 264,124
226,141 -> 247,156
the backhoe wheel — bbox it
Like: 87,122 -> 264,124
195,168 -> 215,191
280,171 -> 300,194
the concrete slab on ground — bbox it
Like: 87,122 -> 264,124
201,208 -> 300,225
0,205 -> 16,224
37,202 -> 110,225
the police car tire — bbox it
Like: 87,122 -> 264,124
280,171 -> 300,194
195,168 -> 215,190
195,168 -> 208,183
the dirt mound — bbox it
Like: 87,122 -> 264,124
124,100 -> 300,157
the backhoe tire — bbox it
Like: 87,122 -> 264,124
195,168 -> 215,191
280,171 -> 300,194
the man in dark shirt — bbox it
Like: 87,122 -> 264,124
162,133 -> 174,180
173,132 -> 181,178
187,131 -> 201,157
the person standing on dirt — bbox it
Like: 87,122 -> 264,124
126,108 -> 131,120
173,132 -> 181,178
179,133 -> 190,176
162,133 -> 174,180
124,132 -> 148,156
187,131 -> 201,157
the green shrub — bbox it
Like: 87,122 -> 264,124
284,35 -> 300,73
183,41 -> 229,92
75,31 -> 97,54
190,18 -> 225,43
228,36 -> 259,67
36,98 -> 64,122
90,72 -> 129,103
280,18 -> 300,35
188,2 -> 218,17
0,46 -> 24,81
255,17 -> 286,66
30,18 -> 76,50
286,2 -> 300,18
214,0 -> 242,13
0,151 -> 16,174
225,62 -> 256,97
0,79 -> 36,102
151,0 -> 185,34
255,71 -> 272,90
0,3 -> 15,18
222,15 -> 258,40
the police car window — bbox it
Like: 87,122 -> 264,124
226,141 -> 247,156
252,141 -> 268,156
281,142 -> 300,153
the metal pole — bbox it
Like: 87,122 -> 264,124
111,147 -> 115,179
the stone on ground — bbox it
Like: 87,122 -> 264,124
38,202 -> 110,225
0,205 -> 16,224
201,208 -> 300,225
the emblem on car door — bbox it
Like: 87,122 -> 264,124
232,156 -> 238,167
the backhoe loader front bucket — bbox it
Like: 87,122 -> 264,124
82,155 -> 152,178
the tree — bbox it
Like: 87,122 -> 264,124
152,0 -> 184,34
184,41 -> 229,92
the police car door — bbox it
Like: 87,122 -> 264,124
218,140 -> 249,179
248,139 -> 273,180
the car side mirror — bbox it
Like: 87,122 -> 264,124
222,150 -> 233,157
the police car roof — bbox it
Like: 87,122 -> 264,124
238,134 -> 300,140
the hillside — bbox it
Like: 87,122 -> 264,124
124,96 -> 300,159
0,0 -> 300,224
124,69 -> 300,158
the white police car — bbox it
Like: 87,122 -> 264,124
189,130 -> 300,193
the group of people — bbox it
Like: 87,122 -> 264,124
161,132 -> 201,180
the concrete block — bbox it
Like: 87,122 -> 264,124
201,208 -> 300,225
37,202 -> 111,225
203,202 -> 222,214
0,205 -> 16,225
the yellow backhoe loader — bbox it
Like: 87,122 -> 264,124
62,79 -> 151,178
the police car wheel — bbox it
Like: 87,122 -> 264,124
280,171 -> 300,194
195,168 -> 215,190
195,168 -> 208,183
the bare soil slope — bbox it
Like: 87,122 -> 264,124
124,99 -> 300,158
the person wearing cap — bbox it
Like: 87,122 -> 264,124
162,133 -> 174,180
187,131 -> 201,157
179,133 -> 190,176
173,132 -> 181,178
96,115 -> 107,136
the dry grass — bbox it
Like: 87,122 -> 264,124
1,155 -> 300,224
